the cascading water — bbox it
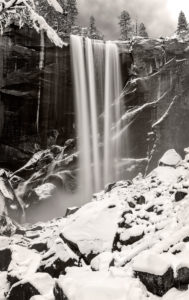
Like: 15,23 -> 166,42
103,41 -> 122,185
70,35 -> 123,203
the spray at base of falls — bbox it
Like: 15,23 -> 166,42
70,35 -> 123,203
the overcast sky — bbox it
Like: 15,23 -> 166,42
77,0 -> 189,39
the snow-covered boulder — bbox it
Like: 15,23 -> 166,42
61,199 -> 121,262
133,251 -> 173,276
54,267 -> 147,300
8,245 -> 41,284
7,273 -> 54,300
38,238 -> 79,278
159,149 -> 182,168
133,251 -> 174,296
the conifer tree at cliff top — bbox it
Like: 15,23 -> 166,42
88,15 -> 103,40
66,0 -> 78,33
139,22 -> 148,38
177,11 -> 188,33
118,10 -> 132,40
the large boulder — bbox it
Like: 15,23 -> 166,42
60,199 -> 120,263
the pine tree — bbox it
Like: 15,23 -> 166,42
88,15 -> 103,40
139,22 -> 148,38
35,0 -> 66,33
66,0 -> 78,33
177,11 -> 188,33
118,10 -> 132,40
0,0 -> 65,46
88,16 -> 97,36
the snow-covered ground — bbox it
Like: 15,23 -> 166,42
2,148 -> 189,299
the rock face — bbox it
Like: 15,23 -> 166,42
122,38 -> 189,173
1,29 -> 189,178
0,26 -> 74,170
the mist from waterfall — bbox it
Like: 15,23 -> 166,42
70,35 -> 123,203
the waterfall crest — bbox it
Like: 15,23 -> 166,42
70,35 -> 123,203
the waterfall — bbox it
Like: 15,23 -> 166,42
70,35 -> 123,203
71,35 -> 93,202
86,38 -> 101,192
104,42 -> 122,185
36,29 -> 45,133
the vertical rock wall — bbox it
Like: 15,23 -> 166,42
121,38 -> 189,174
0,26 -> 74,169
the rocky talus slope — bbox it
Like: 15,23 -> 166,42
1,148 -> 189,299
